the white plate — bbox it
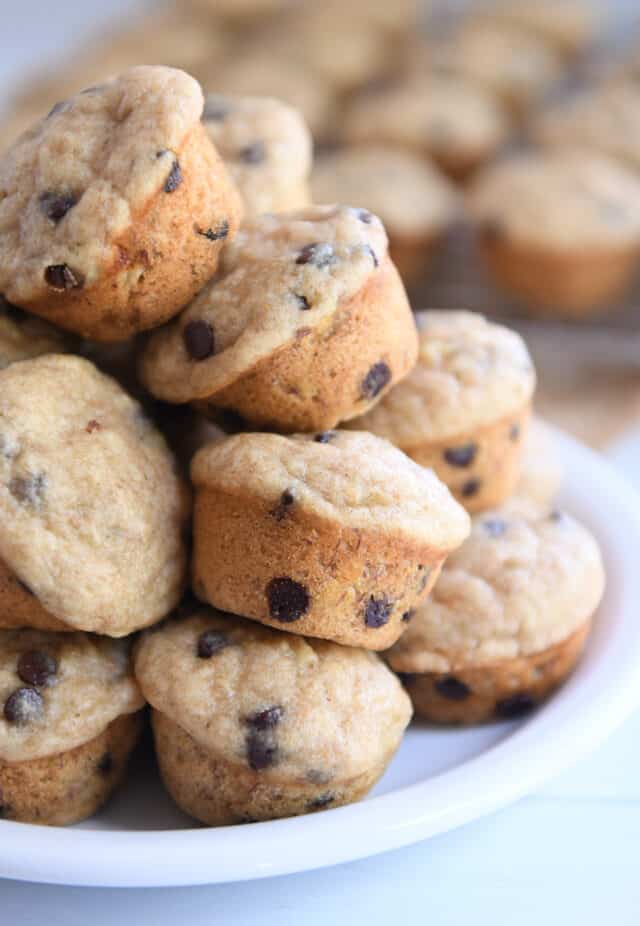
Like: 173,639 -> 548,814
1,428 -> 640,888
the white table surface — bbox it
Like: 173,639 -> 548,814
3,2 -> 640,921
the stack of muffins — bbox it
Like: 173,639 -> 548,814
0,63 -> 604,828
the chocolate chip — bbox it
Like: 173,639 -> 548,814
356,208 -> 372,224
360,362 -> 391,399
483,518 -> 506,538
308,792 -> 334,810
197,220 -> 229,241
4,687 -> 43,726
435,676 -> 470,701
295,293 -> 311,310
314,431 -> 336,443
183,320 -> 215,360
296,243 -> 335,268
197,630 -> 229,659
44,264 -> 82,290
17,650 -> 57,688
510,423 -> 520,442
401,610 -> 414,623
495,693 -> 536,719
246,730 -> 279,770
443,444 -> 477,468
158,154 -> 182,193
271,489 -> 295,521
85,419 -> 101,433
247,705 -> 284,731
364,244 -> 379,268
203,97 -> 232,121
39,192 -> 77,223
549,509 -> 563,522
97,751 -> 113,775
9,473 -> 47,508
266,577 -> 310,623
306,768 -> 332,785
47,100 -> 67,118
364,596 -> 393,629
461,478 -> 481,498
238,141 -> 266,164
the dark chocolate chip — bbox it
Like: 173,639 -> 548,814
197,630 -> 229,659
495,692 -> 536,720
238,140 -> 266,164
314,431 -> 336,443
549,509 -> 563,522
356,208 -> 372,224
295,293 -> 311,310
306,768 -> 332,785
364,596 -> 393,629
17,650 -> 57,688
203,97 -> 232,121
44,263 -> 83,290
296,242 -> 335,268
435,676 -> 471,701
401,610 -> 414,623
443,444 -> 477,468
364,243 -> 379,267
461,478 -> 481,498
483,518 -> 507,538
360,362 -> 391,399
266,577 -> 310,623
47,100 -> 67,118
9,473 -> 47,508
197,220 -> 229,242
183,320 -> 215,361
308,792 -> 334,810
39,191 -> 77,223
4,687 -> 43,726
271,489 -> 295,521
158,154 -> 182,193
85,419 -> 101,433
246,730 -> 279,770
510,423 -> 520,442
247,705 -> 284,731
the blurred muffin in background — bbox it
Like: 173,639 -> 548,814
515,416 -> 563,507
343,74 -> 510,181
468,149 -> 640,317
473,0 -> 604,60
311,145 -> 459,286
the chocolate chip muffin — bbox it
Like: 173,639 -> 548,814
0,299 -> 73,370
0,630 -> 144,824
311,146 -> 459,286
0,355 -> 188,636
343,74 -> 510,181
387,504 -> 604,724
0,66 -> 243,342
140,204 -> 418,433
469,150 -> 640,316
202,94 -> 312,215
346,311 -> 536,513
190,430 -> 470,650
135,609 -> 412,824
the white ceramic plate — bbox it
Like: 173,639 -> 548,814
1,428 -> 639,888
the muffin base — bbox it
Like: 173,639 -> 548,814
389,231 -> 442,288
152,710 -> 393,825
0,557 -> 72,632
479,236 -> 640,318
403,404 -> 530,513
0,711 -> 142,825
16,122 -> 242,342
193,485 -> 445,650
400,622 -> 590,725
195,256 -> 418,433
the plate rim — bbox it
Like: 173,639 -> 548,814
2,427 -> 640,888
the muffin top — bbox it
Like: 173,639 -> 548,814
0,630 -> 143,762
135,609 -> 412,780
347,311 -> 535,445
311,145 -> 458,238
202,94 -> 312,215
0,355 -> 187,636
140,204 -> 390,403
191,430 -> 471,550
0,301 -> 72,370
386,504 -> 604,672
0,66 -> 204,305
469,150 -> 640,249
344,75 -> 509,162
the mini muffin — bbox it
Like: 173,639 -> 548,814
311,146 -> 459,285
532,82 -> 640,175
475,0 -> 602,59
387,504 -> 604,724
190,430 -> 470,650
135,608 -> 412,824
515,416 -> 563,507
140,204 -> 418,433
343,75 -> 510,181
0,630 -> 144,824
0,66 -> 243,342
0,355 -> 188,636
202,94 -> 312,215
428,21 -> 565,115
468,150 -> 640,316
0,299 -> 73,370
346,311 -> 535,513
